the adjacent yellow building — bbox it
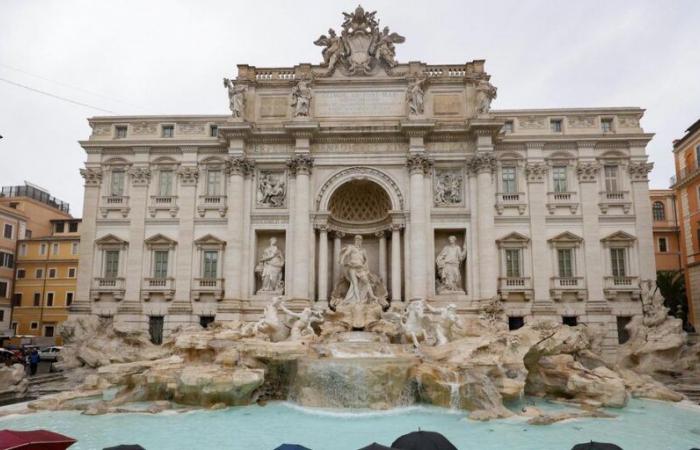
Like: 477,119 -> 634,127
12,219 -> 81,342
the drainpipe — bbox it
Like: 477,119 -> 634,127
38,240 -> 49,340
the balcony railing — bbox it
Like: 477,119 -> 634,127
499,277 -> 532,289
495,192 -> 527,215
152,195 -> 176,205
103,195 -> 128,205
143,277 -> 175,289
149,195 -> 179,217
551,277 -> 584,289
598,191 -> 631,214
93,277 -> 125,289
604,276 -> 639,289
192,278 -> 224,301
546,191 -> 579,214
197,195 -> 227,217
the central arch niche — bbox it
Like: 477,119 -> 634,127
328,179 -> 391,231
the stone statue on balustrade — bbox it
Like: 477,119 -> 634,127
223,78 -> 247,119
291,78 -> 312,117
255,238 -> 285,294
406,76 -> 426,116
435,236 -> 467,294
475,79 -> 497,115
330,235 -> 388,329
257,173 -> 286,208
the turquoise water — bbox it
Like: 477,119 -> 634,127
1,399 -> 700,450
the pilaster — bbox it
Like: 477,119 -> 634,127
73,165 -> 103,315
406,152 -> 432,300
628,158 -> 656,281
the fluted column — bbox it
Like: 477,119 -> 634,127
391,225 -> 402,302
318,226 -> 329,302
74,166 -> 103,315
468,150 -> 497,299
407,153 -> 432,300
288,154 -> 314,299
333,231 -> 344,287
223,157 -> 254,302
377,231 -> 387,284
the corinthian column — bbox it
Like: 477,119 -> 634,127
628,159 -> 655,281
468,149 -> 497,299
74,166 -> 103,315
317,225 -> 329,302
288,154 -> 314,300
333,231 -> 344,287
122,156 -> 150,314
390,225 -> 402,302
407,153 -> 432,300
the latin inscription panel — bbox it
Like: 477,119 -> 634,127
314,89 -> 405,117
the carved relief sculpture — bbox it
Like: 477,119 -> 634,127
291,78 -> 312,117
255,237 -> 285,294
257,172 -> 286,207
525,162 -> 548,183
314,5 -> 405,76
576,161 -> 601,182
128,167 -> 151,186
435,236 -> 467,294
406,76 -> 427,116
434,170 -> 463,206
223,78 -> 247,119
475,79 -> 497,115
177,166 -> 199,185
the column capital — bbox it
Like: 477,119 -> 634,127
406,153 -> 433,175
525,162 -> 548,183
128,166 -> 151,186
333,231 -> 346,239
390,223 -> 404,232
177,166 -> 200,185
375,230 -> 387,238
627,161 -> 654,182
576,161 -> 601,183
467,153 -> 496,174
315,223 -> 329,232
80,167 -> 103,186
287,154 -> 314,176
226,156 -> 255,177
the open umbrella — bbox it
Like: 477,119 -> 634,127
391,431 -> 457,450
103,446 -> 146,450
571,443 -> 623,450
357,443 -> 397,450
0,430 -> 76,450
274,445 -> 313,450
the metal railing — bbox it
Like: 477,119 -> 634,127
1,185 -> 70,213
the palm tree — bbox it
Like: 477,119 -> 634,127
655,270 -> 689,328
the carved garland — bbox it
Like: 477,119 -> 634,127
128,167 -> 151,186
576,161 -> 601,183
316,166 -> 404,211
627,161 -> 654,182
80,167 -> 103,186
525,163 -> 548,183
177,166 -> 199,185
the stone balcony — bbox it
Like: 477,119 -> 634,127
498,277 -> 533,301
142,277 -> 176,301
550,276 -> 587,301
495,192 -> 527,215
148,195 -> 179,218
546,191 -> 579,214
603,276 -> 641,300
197,195 -> 227,217
598,191 -> 631,214
100,195 -> 130,218
91,277 -> 125,301
192,278 -> 225,301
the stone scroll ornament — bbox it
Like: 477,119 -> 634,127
313,5 -> 405,76
627,161 -> 653,182
223,78 -> 247,119
80,167 -> 103,186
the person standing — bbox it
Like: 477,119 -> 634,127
28,349 -> 40,376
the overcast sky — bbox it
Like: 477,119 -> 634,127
1,0 -> 699,216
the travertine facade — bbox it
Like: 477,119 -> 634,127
72,6 -> 656,353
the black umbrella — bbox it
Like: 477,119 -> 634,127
274,445 -> 313,450
571,443 -> 623,450
391,431 -> 458,450
103,446 -> 146,450
357,443 -> 397,450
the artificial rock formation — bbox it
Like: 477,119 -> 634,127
0,364 -> 28,402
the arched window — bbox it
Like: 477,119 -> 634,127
652,201 -> 665,221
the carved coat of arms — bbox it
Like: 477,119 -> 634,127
314,5 -> 405,76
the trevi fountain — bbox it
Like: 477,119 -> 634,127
3,6 -> 700,450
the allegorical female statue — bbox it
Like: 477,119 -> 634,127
435,235 -> 467,293
256,237 -> 284,293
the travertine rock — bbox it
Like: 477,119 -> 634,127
0,364 -> 28,399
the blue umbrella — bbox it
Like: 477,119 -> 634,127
274,445 -> 313,450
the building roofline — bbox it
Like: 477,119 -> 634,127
492,107 -> 644,114
673,118 -> 700,150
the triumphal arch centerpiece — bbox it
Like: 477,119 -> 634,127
74,6 -> 656,353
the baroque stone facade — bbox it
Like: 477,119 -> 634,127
72,7 -> 656,355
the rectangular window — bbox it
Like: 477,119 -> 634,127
604,165 -> 619,193
210,125 -> 218,137
149,316 -> 164,345
40,243 -> 47,255
71,242 -> 79,255
158,170 -> 174,196
207,170 -> 222,196
111,170 -> 125,196
162,125 -> 174,138
552,166 -> 567,193
203,250 -> 218,279
696,145 -> 700,167
19,244 -> 27,257
66,292 -> 74,306
501,167 -> 517,194
550,119 -> 562,133
505,249 -> 522,277
3,224 -> 13,239
200,315 -> 215,328
30,321 -> 38,330
17,269 -> 25,279
12,293 -> 21,307
69,222 -> 78,233
33,292 -> 41,306
562,316 -> 578,326
617,316 -> 632,344
601,118 -> 613,133
104,250 -> 120,278
0,281 -> 7,298
658,237 -> 668,253
115,125 -> 127,139
610,248 -> 627,277
557,248 -> 574,278
68,267 -> 76,278
52,243 -> 59,255
503,121 -> 513,133
54,222 -> 65,233
46,292 -> 54,307
153,250 -> 169,278
25,230 -> 31,239
0,310 -> 3,322
48,268 -> 56,278
44,325 -> 55,337
35,269 -> 43,279
508,316 -> 525,330
0,252 -> 13,268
